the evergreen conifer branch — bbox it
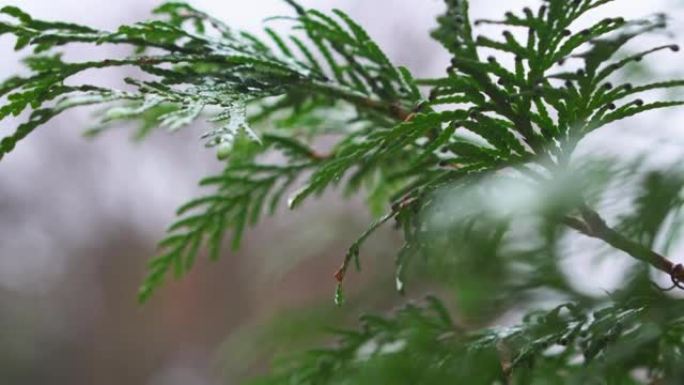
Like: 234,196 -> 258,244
564,206 -> 684,287
3,0 -> 684,301
249,295 -> 684,384
4,0 -> 684,381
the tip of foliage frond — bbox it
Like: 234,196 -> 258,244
282,0 -> 306,15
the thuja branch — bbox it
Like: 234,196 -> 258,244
564,206 -> 684,284
304,81 -> 413,121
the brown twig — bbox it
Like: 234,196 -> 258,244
496,341 -> 513,385
563,205 -> 684,287
305,81 -> 413,121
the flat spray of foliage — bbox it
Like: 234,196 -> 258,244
3,0 -> 684,382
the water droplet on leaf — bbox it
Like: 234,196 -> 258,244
216,141 -> 232,160
334,283 -> 345,306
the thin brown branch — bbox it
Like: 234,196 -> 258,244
563,206 -> 684,284
305,81 -> 412,121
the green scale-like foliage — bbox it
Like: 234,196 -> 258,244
4,0 -> 684,383
248,295 -> 684,384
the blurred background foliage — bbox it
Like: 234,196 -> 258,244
2,0 -> 684,384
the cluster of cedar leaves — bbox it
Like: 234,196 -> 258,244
4,0 -> 684,382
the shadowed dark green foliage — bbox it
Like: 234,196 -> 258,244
3,0 -> 684,383
247,295 -> 684,385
